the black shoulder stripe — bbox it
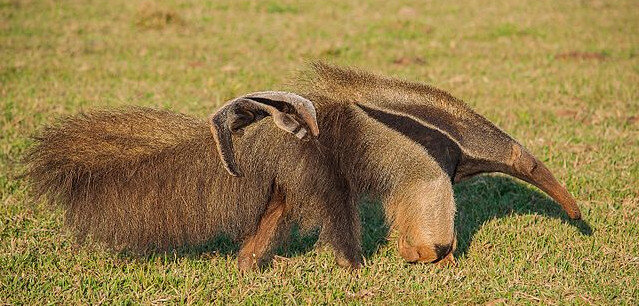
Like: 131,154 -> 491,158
387,104 -> 464,141
355,103 -> 461,179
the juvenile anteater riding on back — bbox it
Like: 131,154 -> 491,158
24,63 -> 581,270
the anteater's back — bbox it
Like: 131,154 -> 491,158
24,107 -> 273,251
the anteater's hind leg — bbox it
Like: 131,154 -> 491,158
237,188 -> 290,272
319,181 -> 364,269
303,177 -> 363,269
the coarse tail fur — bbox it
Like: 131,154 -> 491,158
24,63 -> 581,269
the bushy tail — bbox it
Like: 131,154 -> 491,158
23,107 -> 220,251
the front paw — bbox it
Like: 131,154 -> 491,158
398,236 -> 454,264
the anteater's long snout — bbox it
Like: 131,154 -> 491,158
509,145 -> 582,220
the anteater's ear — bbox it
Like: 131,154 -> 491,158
209,91 -> 319,177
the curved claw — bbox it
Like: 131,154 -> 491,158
209,91 -> 319,177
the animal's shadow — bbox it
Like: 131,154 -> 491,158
141,175 -> 592,263
451,175 -> 592,256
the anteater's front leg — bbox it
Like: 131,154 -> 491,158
392,173 -> 457,266
237,188 -> 290,272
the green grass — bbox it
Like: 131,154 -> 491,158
1,0 -> 638,303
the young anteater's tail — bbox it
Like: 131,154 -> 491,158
23,107 -> 225,251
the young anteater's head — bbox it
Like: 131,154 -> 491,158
209,91 -> 319,177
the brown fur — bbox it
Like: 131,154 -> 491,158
24,63 -> 581,269
237,187 -> 289,271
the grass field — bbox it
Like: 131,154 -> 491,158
1,0 -> 638,303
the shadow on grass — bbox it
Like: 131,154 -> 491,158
452,175 -> 592,256
138,199 -> 390,262
127,175 -> 592,262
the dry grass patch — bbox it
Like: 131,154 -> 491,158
134,2 -> 184,30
